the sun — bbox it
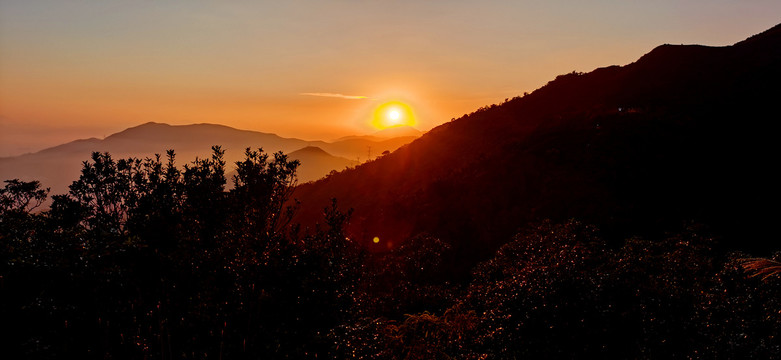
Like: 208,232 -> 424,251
371,101 -> 416,129
389,110 -> 400,121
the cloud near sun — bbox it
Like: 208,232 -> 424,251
300,92 -> 370,100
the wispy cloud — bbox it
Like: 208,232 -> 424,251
300,92 -> 370,100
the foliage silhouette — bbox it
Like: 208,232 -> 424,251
2,148 -> 781,358
0,147 -> 361,358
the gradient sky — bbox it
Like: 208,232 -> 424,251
1,1 -> 780,156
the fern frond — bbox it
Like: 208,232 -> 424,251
740,258 -> 781,281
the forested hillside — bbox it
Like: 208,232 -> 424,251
292,23 -> 781,265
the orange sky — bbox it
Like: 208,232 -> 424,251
2,1 -> 780,156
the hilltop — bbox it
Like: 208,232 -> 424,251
292,23 -> 781,264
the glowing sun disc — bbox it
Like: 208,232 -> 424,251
371,101 -> 416,129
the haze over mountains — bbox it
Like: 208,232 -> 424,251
0,123 -> 420,195
292,23 -> 781,264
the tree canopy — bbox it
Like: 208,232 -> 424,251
2,148 -> 781,358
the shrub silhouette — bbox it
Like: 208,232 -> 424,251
0,147 -> 360,358
3,150 -> 781,358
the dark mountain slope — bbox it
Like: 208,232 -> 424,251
292,23 -> 781,264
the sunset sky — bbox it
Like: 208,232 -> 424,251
1,1 -> 779,156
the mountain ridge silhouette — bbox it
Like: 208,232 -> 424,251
291,23 -> 781,266
0,122 -> 418,195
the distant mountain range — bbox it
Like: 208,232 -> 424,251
0,122 -> 420,195
334,126 -> 423,141
292,23 -> 781,267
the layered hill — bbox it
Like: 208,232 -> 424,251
288,146 -> 357,183
292,23 -> 781,263
335,125 -> 422,142
0,123 -> 418,195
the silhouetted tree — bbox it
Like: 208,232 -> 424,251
4,145 -> 781,358
0,179 -> 49,267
